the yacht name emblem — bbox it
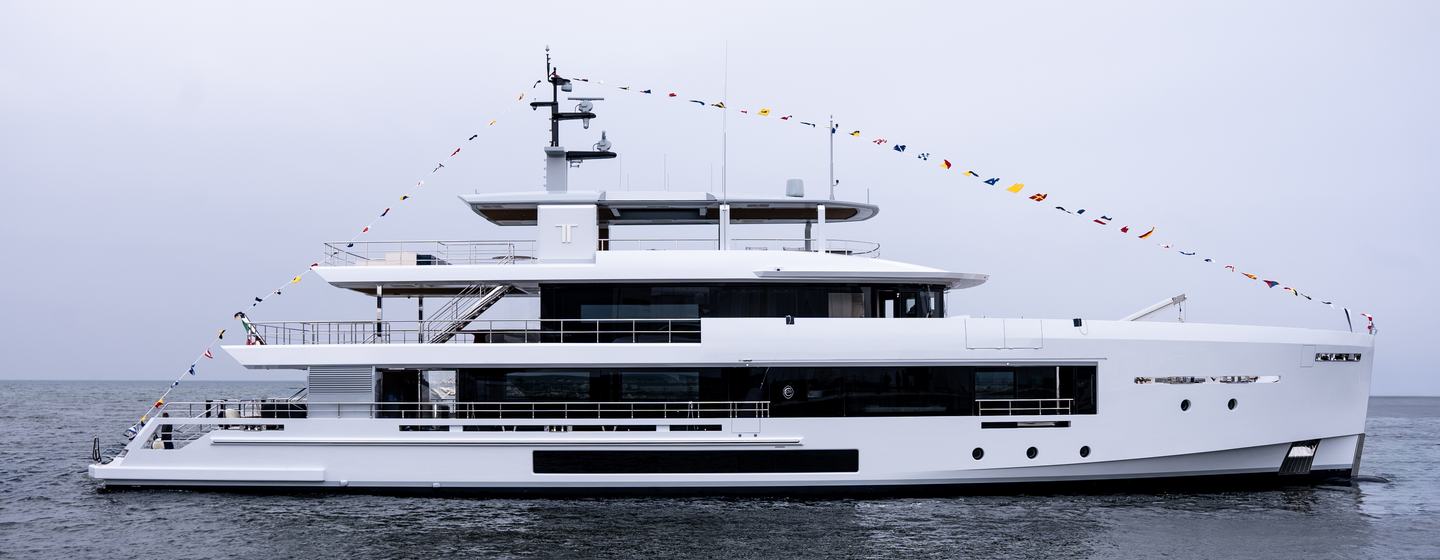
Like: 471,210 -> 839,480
556,223 -> 577,243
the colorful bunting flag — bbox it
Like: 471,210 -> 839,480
380,208 -> 391,217
468,134 -> 478,141
850,131 -> 861,136
1006,183 -> 1024,193
893,145 -> 907,152
203,349 -> 213,359
966,171 -> 980,177
941,160 -> 952,169
1029,193 -> 1047,202
1094,216 -> 1112,225
400,195 -> 410,201
758,108 -> 771,116
711,102 -> 726,109
290,275 -> 302,284
1138,227 -> 1155,239
1120,226 -> 1130,233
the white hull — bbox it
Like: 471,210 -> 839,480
93,319 -> 1372,491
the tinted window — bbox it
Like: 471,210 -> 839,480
542,283 -> 946,319
974,371 -> 1015,399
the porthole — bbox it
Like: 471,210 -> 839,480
1079,445 -> 1091,458
972,447 -> 984,460
1026,446 -> 1038,459
1180,399 -> 1191,412
1227,398 -> 1237,410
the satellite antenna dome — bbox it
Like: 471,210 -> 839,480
786,178 -> 805,198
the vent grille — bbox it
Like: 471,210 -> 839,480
308,366 -> 373,396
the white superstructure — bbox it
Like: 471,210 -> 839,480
90,65 -> 1374,493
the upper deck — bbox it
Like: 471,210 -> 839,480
459,190 -> 878,226
315,244 -> 988,294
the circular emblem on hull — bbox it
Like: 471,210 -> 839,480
782,385 -> 795,400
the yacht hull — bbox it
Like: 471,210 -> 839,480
93,319 -> 1373,492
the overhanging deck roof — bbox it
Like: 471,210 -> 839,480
459,190 -> 878,226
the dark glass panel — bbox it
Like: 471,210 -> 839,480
619,370 -> 699,401
974,370 -> 1015,400
1015,367 -> 1058,399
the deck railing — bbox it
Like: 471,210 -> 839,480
155,400 -> 769,420
248,318 -> 702,345
322,240 -> 536,266
322,237 -> 879,266
975,398 -> 1074,416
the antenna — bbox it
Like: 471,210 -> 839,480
721,41 -> 729,202
532,47 -> 614,192
828,114 -> 835,200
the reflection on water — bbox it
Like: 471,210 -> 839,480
1,382 -> 1435,559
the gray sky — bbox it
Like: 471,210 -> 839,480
2,1 -> 1436,394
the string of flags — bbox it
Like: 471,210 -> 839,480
124,81 -> 542,440
568,73 -> 1376,336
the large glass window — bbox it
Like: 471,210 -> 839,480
974,371 -> 1015,400
620,370 -> 699,401
504,371 -> 591,401
542,283 -> 946,320
454,365 -> 1097,417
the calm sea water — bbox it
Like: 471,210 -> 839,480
1,381 -> 1436,559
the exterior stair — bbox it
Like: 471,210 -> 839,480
426,285 -> 509,343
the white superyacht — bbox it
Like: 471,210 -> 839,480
90,66 -> 1374,492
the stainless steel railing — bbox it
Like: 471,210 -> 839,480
322,240 -> 536,266
729,238 -> 880,256
322,237 -> 879,266
248,318 -> 702,345
155,400 -> 769,420
600,237 -> 880,257
975,398 -> 1074,416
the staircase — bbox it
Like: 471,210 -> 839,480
425,284 -> 509,343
